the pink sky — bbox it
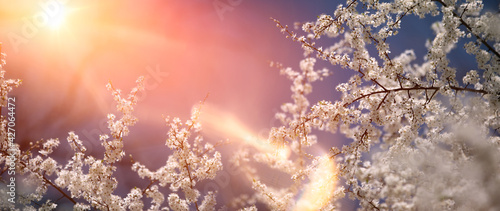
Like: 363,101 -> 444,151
0,0 -> 310,146
0,1 -> 353,208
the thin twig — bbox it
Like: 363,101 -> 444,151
434,0 -> 500,59
344,85 -> 487,107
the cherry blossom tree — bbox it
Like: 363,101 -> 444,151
246,0 -> 499,210
1,0 -> 500,210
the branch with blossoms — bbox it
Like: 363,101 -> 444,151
230,55 -> 343,210
0,76 -> 147,210
266,0 -> 500,210
433,0 -> 500,59
272,18 -> 491,98
0,66 -> 224,210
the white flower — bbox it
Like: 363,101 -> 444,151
168,193 -> 189,211
39,138 -> 59,156
41,157 -> 58,176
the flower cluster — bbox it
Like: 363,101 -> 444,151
231,57 -> 340,210
265,0 -> 500,210
0,71 -> 222,210
132,103 -> 223,211
0,50 -> 21,210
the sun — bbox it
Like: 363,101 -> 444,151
47,4 -> 67,30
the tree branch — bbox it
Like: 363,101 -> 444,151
344,85 -> 487,107
434,0 -> 500,59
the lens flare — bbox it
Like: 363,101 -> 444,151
294,155 -> 337,211
199,104 -> 290,159
199,104 -> 337,209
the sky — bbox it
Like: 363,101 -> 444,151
0,0 -> 347,150
0,0 -> 498,209
0,0 -> 349,208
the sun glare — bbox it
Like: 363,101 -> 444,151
294,155 -> 337,211
199,104 -> 337,209
47,5 -> 66,30
200,104 -> 291,159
